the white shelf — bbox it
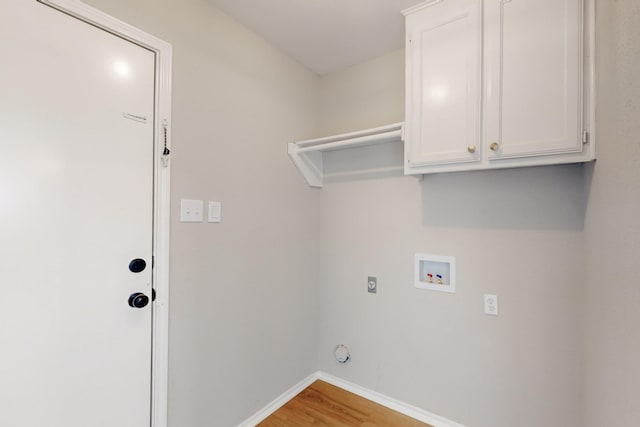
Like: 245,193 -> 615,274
288,122 -> 404,188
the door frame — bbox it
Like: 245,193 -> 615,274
35,1 -> 172,426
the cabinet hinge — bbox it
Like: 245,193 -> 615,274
582,130 -> 589,144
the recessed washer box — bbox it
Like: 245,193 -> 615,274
414,254 -> 456,293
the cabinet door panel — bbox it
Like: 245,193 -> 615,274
485,0 -> 583,160
406,0 -> 482,166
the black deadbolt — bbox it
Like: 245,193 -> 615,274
128,292 -> 149,308
129,258 -> 146,273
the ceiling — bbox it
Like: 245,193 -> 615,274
207,0 -> 423,75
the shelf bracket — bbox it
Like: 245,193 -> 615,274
288,143 -> 323,188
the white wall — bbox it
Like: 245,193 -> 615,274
584,1 -> 640,425
317,49 -> 586,427
82,1 -> 321,426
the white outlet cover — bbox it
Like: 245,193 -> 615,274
180,199 -> 203,223
484,294 -> 499,316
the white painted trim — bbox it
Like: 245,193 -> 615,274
238,371 -> 466,427
237,373 -> 319,427
35,2 -> 172,427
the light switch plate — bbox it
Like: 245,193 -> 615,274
484,294 -> 498,316
208,201 -> 221,223
180,199 -> 203,223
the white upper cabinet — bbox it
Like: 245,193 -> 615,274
404,0 -> 482,167
403,0 -> 594,175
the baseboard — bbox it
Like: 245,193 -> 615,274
237,372 -> 318,427
238,370 -> 465,427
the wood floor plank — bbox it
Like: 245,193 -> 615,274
258,380 -> 431,427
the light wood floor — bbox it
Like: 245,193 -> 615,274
258,380 -> 431,427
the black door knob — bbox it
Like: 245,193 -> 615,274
128,292 -> 149,308
129,258 -> 147,273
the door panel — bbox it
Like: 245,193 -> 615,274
405,0 -> 482,166
485,0 -> 583,159
0,1 -> 155,426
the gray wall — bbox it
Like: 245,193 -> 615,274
584,1 -> 640,426
82,1 -> 321,426
317,50 -> 586,427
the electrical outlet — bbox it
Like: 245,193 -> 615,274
484,294 -> 498,316
367,276 -> 377,294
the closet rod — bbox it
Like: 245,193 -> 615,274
295,122 -> 404,148
295,129 -> 402,154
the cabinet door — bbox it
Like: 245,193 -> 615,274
405,0 -> 482,167
485,0 -> 583,160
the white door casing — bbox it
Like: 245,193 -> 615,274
0,1 -> 171,426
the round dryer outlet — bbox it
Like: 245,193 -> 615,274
334,344 -> 350,364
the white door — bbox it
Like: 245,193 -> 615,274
405,0 -> 482,167
484,0 -> 584,160
0,1 -> 155,426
